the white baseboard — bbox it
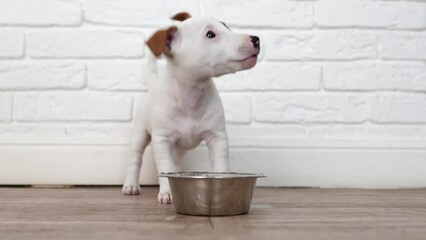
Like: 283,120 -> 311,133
1,138 -> 425,188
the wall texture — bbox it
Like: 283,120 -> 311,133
0,0 -> 426,187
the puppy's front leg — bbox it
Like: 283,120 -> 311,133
206,133 -> 230,172
122,129 -> 150,195
152,135 -> 176,204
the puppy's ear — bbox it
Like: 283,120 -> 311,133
171,12 -> 192,21
146,26 -> 178,58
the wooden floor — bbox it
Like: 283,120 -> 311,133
1,187 -> 426,240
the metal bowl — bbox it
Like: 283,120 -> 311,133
159,172 -> 265,216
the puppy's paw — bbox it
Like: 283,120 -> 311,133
122,184 -> 141,195
158,191 -> 173,204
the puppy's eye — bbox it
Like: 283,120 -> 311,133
206,31 -> 216,38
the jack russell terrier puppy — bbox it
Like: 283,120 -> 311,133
122,12 -> 260,203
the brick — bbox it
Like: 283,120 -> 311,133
0,31 -> 24,58
0,124 -> 131,144
253,94 -> 369,123
381,33 -> 426,60
85,0 -> 199,26
0,62 -> 86,90
227,127 -> 306,139
202,0 -> 313,28
0,0 -> 82,26
215,63 -> 320,91
14,94 -> 133,122
0,124 -> 133,145
0,95 -> 12,122
65,125 -> 130,139
220,96 -> 251,124
317,0 -> 426,29
27,30 -> 144,58
371,93 -> 426,123
266,31 -> 377,60
323,62 -> 426,91
368,127 -> 426,139
308,126 -> 426,139
0,124 -> 64,136
87,61 -> 146,91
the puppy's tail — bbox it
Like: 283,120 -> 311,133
145,48 -> 159,89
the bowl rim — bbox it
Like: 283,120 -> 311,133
159,171 -> 266,179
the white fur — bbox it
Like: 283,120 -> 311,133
122,16 -> 260,203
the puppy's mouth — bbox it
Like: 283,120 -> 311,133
229,53 -> 259,70
230,54 -> 258,63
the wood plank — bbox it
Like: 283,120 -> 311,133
0,187 -> 426,240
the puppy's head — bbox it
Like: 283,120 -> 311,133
146,12 -> 260,78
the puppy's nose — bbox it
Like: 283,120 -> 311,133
250,36 -> 260,49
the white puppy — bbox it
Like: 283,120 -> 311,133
122,12 -> 260,203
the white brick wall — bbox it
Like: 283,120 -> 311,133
0,95 -> 12,122
202,0 -> 314,28
380,33 -> 426,60
0,0 -> 82,26
253,94 -> 370,123
14,94 -> 133,122
371,93 -> 426,123
221,96 -> 251,124
216,63 -> 321,91
85,0 -> 200,26
0,62 -> 86,90
0,0 -> 426,151
87,61 -> 146,91
265,31 -> 378,60
27,30 -> 145,58
323,62 -> 426,91
317,0 -> 426,29
0,30 -> 25,58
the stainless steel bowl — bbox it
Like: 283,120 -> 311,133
159,172 -> 265,216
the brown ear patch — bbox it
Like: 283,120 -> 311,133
171,12 -> 192,21
146,26 -> 178,58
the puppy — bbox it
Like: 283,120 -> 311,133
122,12 -> 260,203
